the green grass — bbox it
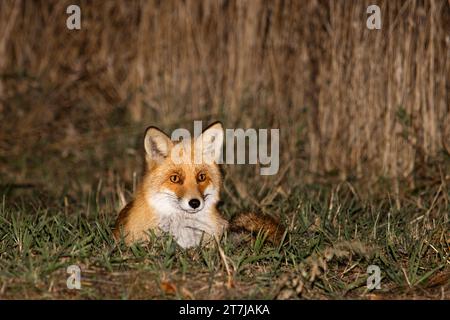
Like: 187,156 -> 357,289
0,185 -> 448,299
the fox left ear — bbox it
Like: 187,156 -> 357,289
197,122 -> 224,163
144,126 -> 173,163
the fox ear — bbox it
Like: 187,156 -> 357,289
197,121 -> 224,163
144,126 -> 173,162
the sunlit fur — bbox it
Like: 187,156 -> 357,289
113,123 -> 228,248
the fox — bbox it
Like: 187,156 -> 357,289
113,121 -> 284,248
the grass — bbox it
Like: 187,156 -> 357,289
1,183 -> 448,299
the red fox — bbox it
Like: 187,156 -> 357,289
113,122 -> 284,248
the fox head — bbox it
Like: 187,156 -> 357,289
141,122 -> 224,216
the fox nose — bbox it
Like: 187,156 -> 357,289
188,198 -> 201,209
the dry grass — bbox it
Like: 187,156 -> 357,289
0,0 -> 449,192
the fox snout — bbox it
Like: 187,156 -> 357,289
179,196 -> 204,213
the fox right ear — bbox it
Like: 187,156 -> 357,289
144,127 -> 173,163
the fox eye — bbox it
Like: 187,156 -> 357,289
197,173 -> 206,182
169,174 -> 180,183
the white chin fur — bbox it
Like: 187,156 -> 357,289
147,186 -> 219,248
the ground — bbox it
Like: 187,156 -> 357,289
1,182 -> 448,299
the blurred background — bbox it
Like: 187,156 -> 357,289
0,0 -> 449,209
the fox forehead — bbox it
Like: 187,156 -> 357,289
151,138 -> 220,169
170,139 -> 212,164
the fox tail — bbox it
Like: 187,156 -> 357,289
229,212 -> 286,244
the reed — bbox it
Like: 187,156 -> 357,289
0,0 -> 448,192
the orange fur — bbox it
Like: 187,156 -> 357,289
229,212 -> 285,244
